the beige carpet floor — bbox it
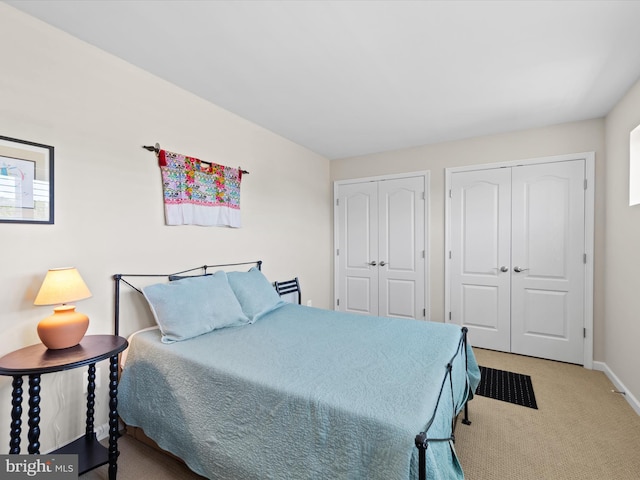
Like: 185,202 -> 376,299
456,348 -> 640,479
82,348 -> 640,479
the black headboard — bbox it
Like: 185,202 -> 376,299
113,260 -> 262,336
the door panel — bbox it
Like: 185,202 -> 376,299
450,169 -> 511,351
511,161 -> 585,363
523,289 -> 568,337
337,182 -> 378,315
345,277 -> 373,314
462,284 -> 499,329
378,177 -> 425,319
386,279 -> 416,318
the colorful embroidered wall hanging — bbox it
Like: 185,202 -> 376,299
158,149 -> 242,227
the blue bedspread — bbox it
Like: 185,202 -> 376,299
119,304 -> 480,480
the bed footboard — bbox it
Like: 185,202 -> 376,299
415,327 -> 473,480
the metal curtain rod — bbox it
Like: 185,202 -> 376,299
142,143 -> 249,174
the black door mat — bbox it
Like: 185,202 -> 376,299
475,366 -> 538,409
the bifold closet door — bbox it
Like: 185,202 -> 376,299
336,177 -> 425,319
450,160 -> 586,364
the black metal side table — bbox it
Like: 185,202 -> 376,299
0,335 -> 128,479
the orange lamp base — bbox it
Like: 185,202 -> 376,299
37,305 -> 89,350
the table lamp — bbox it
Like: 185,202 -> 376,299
34,267 -> 92,349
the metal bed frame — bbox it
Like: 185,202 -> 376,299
113,260 -> 473,480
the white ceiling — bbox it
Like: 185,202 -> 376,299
7,0 -> 640,159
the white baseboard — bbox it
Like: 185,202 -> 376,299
592,361 -> 640,416
95,422 -> 110,441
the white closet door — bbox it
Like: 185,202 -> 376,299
336,175 -> 427,319
510,160 -> 585,364
378,177 -> 425,319
336,182 -> 379,315
450,168 -> 512,351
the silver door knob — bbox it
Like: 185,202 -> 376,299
379,261 -> 387,266
368,261 -> 377,266
500,266 -> 509,272
514,266 -> 529,272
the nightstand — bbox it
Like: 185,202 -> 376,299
0,335 -> 128,479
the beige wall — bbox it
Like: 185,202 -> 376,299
0,4 -> 331,451
604,77 -> 640,408
331,118 -> 606,362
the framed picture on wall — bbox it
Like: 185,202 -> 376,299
0,135 -> 54,224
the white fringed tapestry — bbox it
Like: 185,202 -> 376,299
158,149 -> 242,227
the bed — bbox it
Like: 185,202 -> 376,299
114,261 -> 480,480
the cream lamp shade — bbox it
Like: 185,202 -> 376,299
34,267 -> 92,349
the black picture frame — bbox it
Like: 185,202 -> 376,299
0,135 -> 54,224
